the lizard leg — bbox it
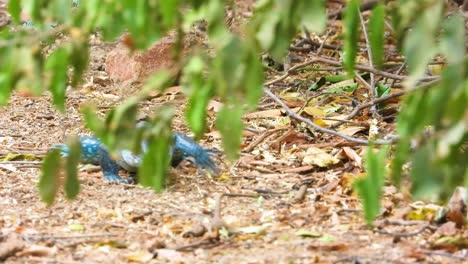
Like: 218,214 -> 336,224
98,147 -> 134,184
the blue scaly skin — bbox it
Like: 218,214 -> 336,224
51,133 -> 219,184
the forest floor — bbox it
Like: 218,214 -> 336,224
0,1 -> 467,263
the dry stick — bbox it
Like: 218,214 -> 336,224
328,79 -> 440,129
0,150 -> 47,155
243,127 -> 289,153
358,10 -> 376,100
375,223 -> 431,237
263,88 -> 393,145
418,249 -> 468,261
173,239 -> 220,252
23,233 -> 118,242
0,161 -> 42,165
375,219 -> 429,226
389,61 -> 407,88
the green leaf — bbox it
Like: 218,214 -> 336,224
441,14 -> 464,66
391,139 -> 410,186
301,0 -> 326,33
64,136 -> 80,200
256,12 -> 280,53
45,47 -> 69,112
403,1 -> 443,86
39,149 -> 62,205
8,0 -> 21,24
343,0 -> 360,73
69,42 -> 89,87
244,45 -> 264,108
160,0 -> 179,27
354,146 -> 389,225
216,104 -> 243,161
410,144 -> 443,201
138,109 -> 174,191
368,3 -> 385,69
81,104 -> 105,137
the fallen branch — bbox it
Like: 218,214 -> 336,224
375,223 -> 431,237
263,88 -> 394,145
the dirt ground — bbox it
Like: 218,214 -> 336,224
1,1 -> 467,264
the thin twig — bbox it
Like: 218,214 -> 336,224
418,249 -> 468,261
263,88 -> 394,145
243,127 -> 289,153
173,239 -> 220,252
358,10 -> 376,99
23,233 -> 118,242
375,223 -> 430,237
0,161 -> 42,165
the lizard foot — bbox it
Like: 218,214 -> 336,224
104,174 -> 135,184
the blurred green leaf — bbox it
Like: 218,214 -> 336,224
81,105 -> 105,139
101,96 -> 139,151
391,139 -> 410,186
8,0 -> 21,24
354,146 -> 389,224
69,42 -> 89,87
45,47 -> 69,112
403,1 -> 443,86
216,104 -> 243,161
410,144 -> 443,201
138,106 -> 175,191
39,149 -> 62,205
64,135 -> 80,200
343,0 -> 360,73
184,56 -> 212,139
301,0 -> 326,33
368,3 -> 384,69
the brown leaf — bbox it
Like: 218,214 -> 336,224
244,107 -> 301,119
307,242 -> 348,251
446,187 -> 467,227
207,99 -> 223,112
303,147 -> 340,167
337,126 -> 366,136
341,147 -> 362,168
436,221 -> 458,236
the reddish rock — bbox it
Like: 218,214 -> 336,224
105,35 -> 197,83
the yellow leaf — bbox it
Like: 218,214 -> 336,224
126,250 -> 154,262
303,106 -> 326,117
313,118 -> 328,127
303,147 -> 340,167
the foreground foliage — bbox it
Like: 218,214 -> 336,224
0,1 -> 466,223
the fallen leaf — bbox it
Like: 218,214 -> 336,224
17,245 -> 57,257
244,107 -> 301,119
341,147 -> 363,168
303,147 -> 340,167
303,106 -> 326,117
337,126 -> 366,136
156,249 -> 182,261
207,99 -> 223,112
126,250 -> 154,262
307,242 -> 347,251
233,225 -> 269,234
445,187 -> 467,227
436,221 -> 458,236
295,230 -> 322,238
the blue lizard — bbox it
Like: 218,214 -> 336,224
51,132 -> 219,184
